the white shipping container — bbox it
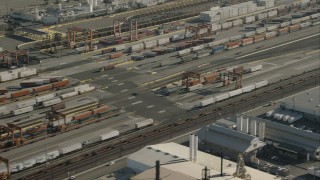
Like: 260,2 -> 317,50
199,97 -> 215,107
199,28 -> 208,35
35,154 -> 46,163
16,99 -> 37,109
232,19 -> 243,26
215,93 -> 229,102
78,86 -> 95,94
52,119 -> 65,127
157,37 -> 170,45
171,34 -> 185,41
255,80 -> 268,88
256,6 -> 265,11
247,5 -> 257,12
300,21 -> 311,28
144,40 -> 157,49
191,45 -> 205,52
135,119 -> 154,129
238,6 -> 248,15
267,25 -> 279,31
10,163 -> 24,172
244,16 -> 256,23
228,89 -> 243,97
47,150 -> 60,160
59,143 -> 82,154
74,84 -> 90,91
268,10 -> 278,17
130,43 -> 144,52
13,106 -> 33,115
100,130 -> 120,140
188,84 -> 203,91
0,72 -> 19,82
178,49 -> 191,56
216,38 -> 230,44
230,35 -> 242,41
256,13 -> 268,20
256,27 -> 267,34
242,85 -> 255,93
10,67 -> 26,73
211,24 -> 222,31
60,91 -> 78,99
42,98 -> 62,107
19,68 -> 37,78
249,64 -> 263,72
23,158 -> 36,168
114,44 -> 126,51
245,31 -> 256,37
310,13 -> 320,19
36,93 -> 55,103
280,21 -> 291,27
65,115 -> 73,124
0,107 -> 9,116
265,31 -> 277,39
222,22 -> 232,29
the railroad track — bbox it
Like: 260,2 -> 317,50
10,68 -> 319,180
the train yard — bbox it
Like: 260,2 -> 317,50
0,0 -> 319,179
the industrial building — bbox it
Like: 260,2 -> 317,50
279,86 -> 320,121
128,142 -> 277,180
236,115 -> 320,161
197,122 -> 265,161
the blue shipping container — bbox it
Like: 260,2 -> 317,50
211,45 -> 225,54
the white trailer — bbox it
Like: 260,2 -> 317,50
144,40 -> 157,49
130,43 -> 144,52
230,35 -> 242,41
36,93 -> 56,103
59,143 -> 82,154
100,130 -> 120,141
135,119 -> 154,129
42,98 -> 62,107
222,22 -> 232,29
245,31 -> 256,37
19,68 -> 37,78
16,99 -> 37,109
60,91 -> 78,99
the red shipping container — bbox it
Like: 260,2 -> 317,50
278,27 -> 289,34
0,95 -> 7,103
92,105 -> 109,114
33,84 -> 53,93
226,41 -> 241,49
73,111 -> 92,120
11,89 -> 30,98
289,25 -> 300,32
52,79 -> 70,88
241,38 -> 254,46
101,48 -> 113,54
0,88 -> 8,94
109,52 -> 123,59
254,34 -> 265,42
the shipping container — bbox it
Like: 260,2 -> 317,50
78,86 -> 95,94
47,150 -> 60,160
33,84 -> 53,93
171,33 -> 185,41
211,24 -> 222,31
191,45 -> 205,52
16,99 -> 36,109
157,37 -> 170,45
42,98 -> 62,107
74,84 -> 90,92
245,31 -> 256,37
255,80 -> 268,88
233,66 -> 244,73
59,143 -> 82,154
130,43 -> 144,52
244,16 -> 256,23
0,88 -> 8,94
0,95 -> 7,103
114,44 -> 126,51
267,25 -> 279,31
268,10 -> 278,17
13,106 -> 33,116
19,68 -> 37,78
52,119 -> 65,127
241,38 -> 254,46
265,31 -> 278,39
228,89 -> 243,97
288,24 -> 300,32
101,48 -> 114,54
256,13 -> 268,20
197,51 -> 210,58
211,45 -> 225,54
232,19 -> 243,26
109,52 -> 123,59
10,163 -> 24,172
0,106 -> 9,116
52,102 -> 65,111
135,119 -> 154,129
278,27 -> 289,34
35,154 -> 46,164
242,85 -> 255,93
222,22 -> 233,29
100,130 -> 120,140
181,54 -> 197,62
52,79 -> 69,88
253,34 -> 265,42
215,93 -> 229,102
178,49 -> 191,56
73,111 -> 92,120
226,41 -> 241,50
230,35 -> 242,41
143,51 -> 158,57
310,13 -> 320,19
249,65 -> 263,72
256,27 -> 267,34
199,97 -> 215,107
102,64 -> 115,71
0,72 -> 18,82
188,84 -> 203,91
300,21 -> 311,28
131,55 -> 145,61
144,40 -> 157,49
203,73 -> 217,83
92,105 -> 109,114
36,93 -> 55,103
11,89 -> 30,98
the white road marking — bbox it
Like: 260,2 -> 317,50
108,77 -> 114,80
121,89 -> 128,92
128,96 -> 136,100
111,80 -> 118,82
147,105 -> 154,108
132,101 -> 143,105
158,110 -> 166,113
118,83 -> 124,86
236,33 -> 320,60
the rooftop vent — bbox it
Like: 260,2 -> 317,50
307,92 -> 311,95
173,155 -> 179,158
147,147 -> 152,149
156,150 -> 161,152
309,99 -> 313,102
164,153 -> 170,155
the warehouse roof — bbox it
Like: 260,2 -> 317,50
197,124 -> 265,152
128,143 -> 276,180
280,86 -> 320,116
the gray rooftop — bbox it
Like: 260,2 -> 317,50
280,86 -> 320,116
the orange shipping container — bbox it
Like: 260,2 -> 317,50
203,74 -> 217,83
52,80 -> 69,88
0,88 -> 8,94
278,27 -> 289,34
187,79 -> 200,86
11,89 -> 30,98
289,25 -> 300,32
73,111 -> 92,121
0,95 -> 7,103
241,38 -> 254,46
253,34 -> 265,42
33,84 -> 53,93
226,41 -> 241,49
92,105 -> 109,114
109,52 -> 123,59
